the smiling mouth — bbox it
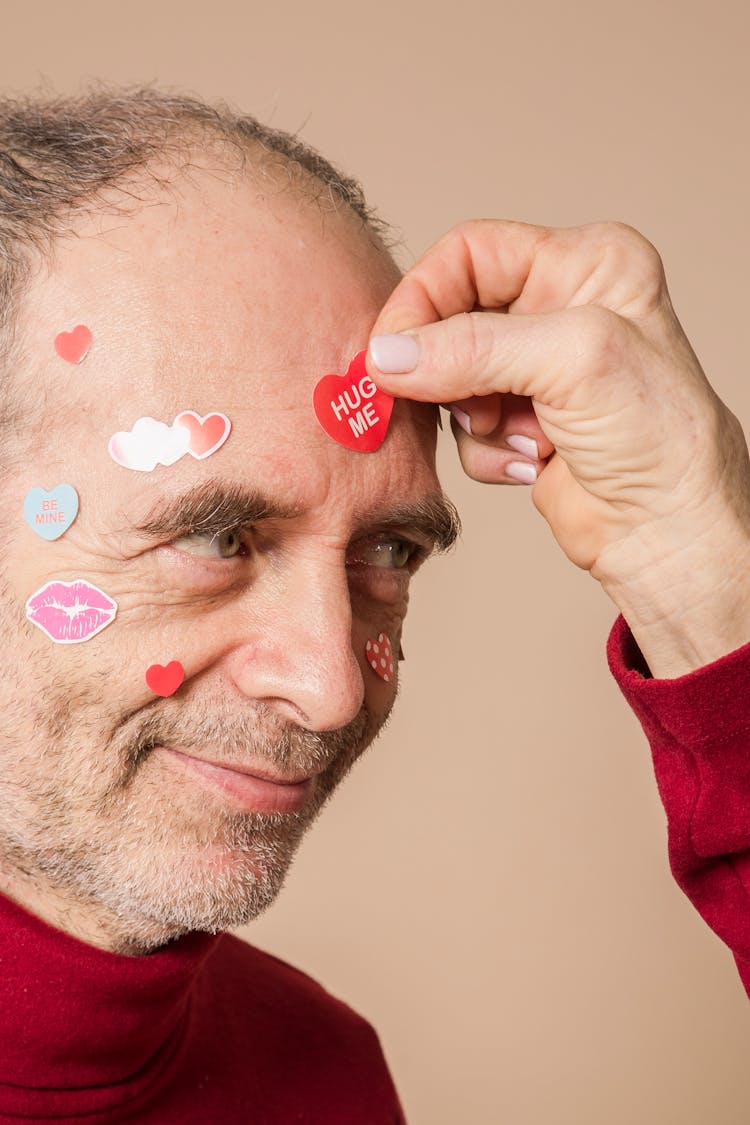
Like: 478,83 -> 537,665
25,580 -> 118,643
157,746 -> 320,814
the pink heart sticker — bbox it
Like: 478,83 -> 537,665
145,661 -> 185,697
54,325 -> 92,364
174,411 -> 232,460
365,633 -> 395,683
313,350 -> 394,453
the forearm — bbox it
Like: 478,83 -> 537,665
607,613 -> 750,995
593,511 -> 750,679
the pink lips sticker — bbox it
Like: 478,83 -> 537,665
25,580 -> 117,644
365,633 -> 395,683
313,350 -> 394,453
108,412 -> 231,472
54,325 -> 92,364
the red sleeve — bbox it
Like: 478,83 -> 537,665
607,613 -> 750,997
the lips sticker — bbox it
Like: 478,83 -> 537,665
313,350 -> 394,453
25,580 -> 117,644
54,325 -> 92,364
24,484 -> 79,541
146,661 -> 185,697
108,412 -> 231,472
365,633 -> 395,683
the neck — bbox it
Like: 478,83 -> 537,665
0,865 -> 172,956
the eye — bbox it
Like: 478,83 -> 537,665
348,537 -> 420,570
170,528 -> 245,559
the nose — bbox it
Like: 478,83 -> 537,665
227,555 -> 365,732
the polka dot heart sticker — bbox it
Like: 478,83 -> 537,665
365,633 -> 395,683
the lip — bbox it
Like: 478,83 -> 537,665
26,580 -> 118,644
158,747 -> 319,814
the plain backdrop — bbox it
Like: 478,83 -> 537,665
3,2 -> 749,1121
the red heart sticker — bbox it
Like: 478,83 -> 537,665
365,633 -> 395,683
313,350 -> 394,453
174,411 -> 232,460
54,325 -> 92,364
146,661 -> 185,697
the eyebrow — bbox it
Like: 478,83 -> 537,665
133,480 -> 461,553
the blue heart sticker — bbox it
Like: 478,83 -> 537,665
23,484 -> 79,541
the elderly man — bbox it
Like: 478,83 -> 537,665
0,87 -> 749,1123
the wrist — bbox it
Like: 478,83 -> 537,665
591,513 -> 750,678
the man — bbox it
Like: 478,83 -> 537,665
1,86 -> 749,1123
0,88 -> 443,1122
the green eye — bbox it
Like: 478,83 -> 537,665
171,528 -> 244,559
353,539 -> 416,569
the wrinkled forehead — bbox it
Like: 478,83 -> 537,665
14,168 -> 438,517
21,167 -> 399,386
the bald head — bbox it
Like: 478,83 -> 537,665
0,86 -> 401,454
0,87 -> 395,376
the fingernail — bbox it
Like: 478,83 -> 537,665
506,461 -> 537,484
369,333 -> 420,374
506,434 -> 538,460
448,405 -> 472,435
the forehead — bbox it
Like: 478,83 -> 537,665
16,166 -> 439,526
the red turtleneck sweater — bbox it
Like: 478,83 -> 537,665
2,613 -> 750,1122
0,882 -> 405,1123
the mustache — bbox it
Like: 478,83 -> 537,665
110,697 -> 374,791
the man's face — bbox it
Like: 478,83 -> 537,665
0,165 -> 447,954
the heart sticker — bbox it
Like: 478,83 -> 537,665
54,325 -> 92,364
174,411 -> 232,460
109,411 -> 231,472
146,661 -> 185,697
313,350 -> 394,453
365,633 -> 395,683
24,484 -> 79,541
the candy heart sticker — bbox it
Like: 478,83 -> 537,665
146,660 -> 185,697
54,325 -> 92,364
313,350 -> 394,453
108,411 -> 231,472
24,484 -> 79,541
174,411 -> 232,460
365,633 -> 395,683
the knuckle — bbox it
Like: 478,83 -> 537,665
570,305 -> 629,375
590,221 -> 666,293
436,310 -> 497,379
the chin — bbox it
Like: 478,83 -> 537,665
99,822 -> 308,954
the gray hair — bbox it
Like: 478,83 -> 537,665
0,85 -> 392,364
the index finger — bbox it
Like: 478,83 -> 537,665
372,219 -> 551,334
372,219 -> 665,336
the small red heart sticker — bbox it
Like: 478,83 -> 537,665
365,633 -> 395,683
146,661 -> 185,697
54,325 -> 92,364
313,350 -> 394,453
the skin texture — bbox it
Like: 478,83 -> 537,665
0,163 -> 450,956
367,219 -> 750,678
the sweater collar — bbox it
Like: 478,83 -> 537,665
0,891 -> 220,1117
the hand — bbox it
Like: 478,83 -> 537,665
367,220 -> 750,675
367,220 -> 750,576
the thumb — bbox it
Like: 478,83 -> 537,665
367,306 -> 618,408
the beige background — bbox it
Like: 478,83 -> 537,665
4,1 -> 749,1120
